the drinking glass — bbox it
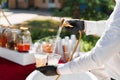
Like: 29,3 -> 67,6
47,54 -> 61,66
34,53 -> 48,67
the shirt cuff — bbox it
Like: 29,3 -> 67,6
84,20 -> 97,35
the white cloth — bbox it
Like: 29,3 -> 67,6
58,1 -> 120,80
26,70 -> 98,80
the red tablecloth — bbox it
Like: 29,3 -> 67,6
0,57 -> 35,80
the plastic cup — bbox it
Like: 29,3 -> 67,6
34,53 -> 47,67
47,54 -> 61,66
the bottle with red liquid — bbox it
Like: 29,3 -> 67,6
0,25 -> 15,49
17,28 -> 31,52
3,27 -> 19,50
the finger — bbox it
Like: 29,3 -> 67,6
62,21 -> 73,27
64,21 -> 73,27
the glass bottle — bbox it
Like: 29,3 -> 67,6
17,29 -> 32,52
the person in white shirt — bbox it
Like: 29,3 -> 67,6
36,0 -> 120,80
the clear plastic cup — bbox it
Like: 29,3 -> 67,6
47,54 -> 61,66
34,53 -> 47,67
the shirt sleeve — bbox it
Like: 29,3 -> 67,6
58,25 -> 120,74
84,20 -> 107,37
115,0 -> 120,3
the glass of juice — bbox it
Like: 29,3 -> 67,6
34,53 -> 47,67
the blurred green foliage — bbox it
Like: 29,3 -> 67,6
53,0 -> 115,20
0,0 -> 6,4
80,33 -> 99,52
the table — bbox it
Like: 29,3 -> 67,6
0,47 -> 35,66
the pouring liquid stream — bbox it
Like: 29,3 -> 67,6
53,19 -> 72,54
52,27 -> 62,54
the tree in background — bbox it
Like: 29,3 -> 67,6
0,0 -> 7,4
54,0 -> 80,18
80,0 -> 115,20
54,0 -> 115,20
